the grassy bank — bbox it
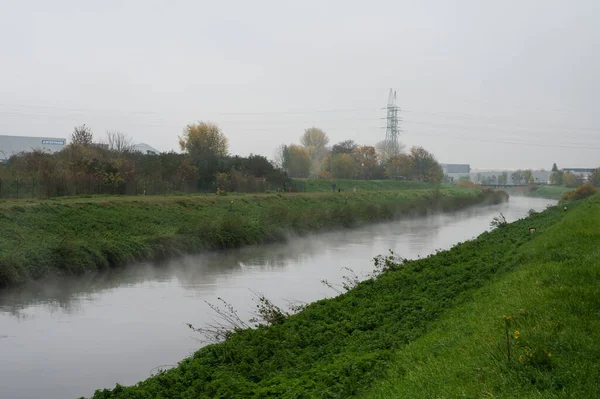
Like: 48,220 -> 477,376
0,188 -> 501,287
507,185 -> 571,200
85,194 -> 594,399
292,178 -> 444,192
363,195 -> 600,398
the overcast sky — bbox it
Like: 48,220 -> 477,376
0,0 -> 598,169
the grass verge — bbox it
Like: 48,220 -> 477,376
507,185 -> 571,200
292,179 -> 445,192
362,194 -> 600,398
0,188 -> 500,287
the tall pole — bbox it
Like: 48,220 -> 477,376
384,89 -> 402,159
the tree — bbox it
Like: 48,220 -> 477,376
71,124 -> 93,146
563,171 -> 582,188
240,155 -> 275,178
409,146 -> 442,183
301,127 -> 330,151
385,154 -> 413,179
331,140 -> 358,155
498,171 -> 508,185
511,170 -> 523,185
106,131 -> 134,153
179,122 -> 228,159
273,144 -> 287,169
282,145 -> 311,178
589,168 -> 600,187
172,158 -> 199,191
522,169 -> 534,184
375,140 -> 405,164
331,153 -> 357,179
301,127 -> 330,175
352,146 -> 379,180
550,170 -> 564,185
551,163 -> 559,172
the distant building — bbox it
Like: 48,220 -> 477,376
0,135 -> 66,163
441,163 -> 471,182
473,170 -> 551,185
132,143 -> 160,155
531,170 -> 551,184
562,168 -> 595,182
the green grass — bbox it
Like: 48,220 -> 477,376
0,188 -> 498,287
507,185 -> 571,200
292,179 -> 445,192
85,194 -> 579,399
362,195 -> 600,398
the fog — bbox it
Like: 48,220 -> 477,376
1,0 -> 598,169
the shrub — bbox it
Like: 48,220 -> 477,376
490,213 -> 508,229
560,184 -> 598,202
455,181 -> 479,189
317,171 -> 333,179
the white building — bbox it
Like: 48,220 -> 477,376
441,163 -> 471,182
0,135 -> 66,163
132,143 -> 160,155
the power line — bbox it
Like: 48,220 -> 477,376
1,103 -> 598,133
405,131 -> 600,151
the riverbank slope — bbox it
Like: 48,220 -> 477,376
86,195 -> 597,399
291,178 -> 443,192
363,194 -> 600,398
506,185 -> 570,200
0,188 -> 503,287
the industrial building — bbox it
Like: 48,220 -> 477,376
561,168 -> 595,182
0,135 -> 66,163
441,163 -> 471,182
132,143 -> 159,155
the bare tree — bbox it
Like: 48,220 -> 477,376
70,124 -> 93,146
375,140 -> 405,164
272,144 -> 287,169
106,131 -> 134,153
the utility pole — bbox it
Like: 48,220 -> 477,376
383,89 -> 402,158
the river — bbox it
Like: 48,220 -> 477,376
0,196 -> 554,399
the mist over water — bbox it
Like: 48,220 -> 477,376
0,197 -> 554,399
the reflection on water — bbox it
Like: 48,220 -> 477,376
0,197 -> 554,399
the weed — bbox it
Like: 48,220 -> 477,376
490,212 -> 508,229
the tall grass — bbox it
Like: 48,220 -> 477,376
0,188 -> 500,287
292,178 -> 445,192
507,185 -> 571,200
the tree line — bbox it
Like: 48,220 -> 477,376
550,163 -> 600,188
0,122 -> 288,197
0,122 -> 445,198
275,128 -> 443,183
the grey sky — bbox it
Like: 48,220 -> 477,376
1,0 -> 598,169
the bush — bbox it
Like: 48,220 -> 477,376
560,184 -> 598,202
455,181 -> 479,189
317,171 -> 333,179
